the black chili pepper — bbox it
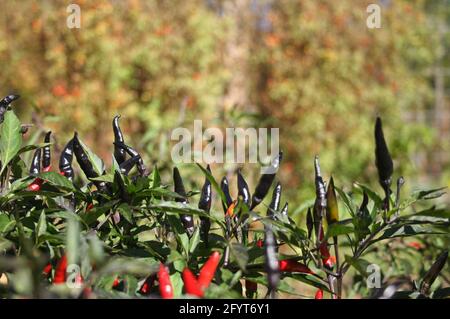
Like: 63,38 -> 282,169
173,167 -> 194,236
264,224 -> 280,298
306,207 -> 313,240
313,156 -> 327,241
30,148 -> 42,175
119,155 -> 141,176
220,176 -> 233,213
250,152 -> 283,210
114,142 -> 147,176
43,131 -> 52,169
113,115 -> 127,165
73,133 -> 108,192
237,170 -> 251,208
0,94 -> 20,123
356,192 -> 371,242
59,138 -> 74,181
267,182 -> 282,218
280,202 -> 288,217
375,117 -> 393,211
419,251 -> 448,296
199,165 -> 212,244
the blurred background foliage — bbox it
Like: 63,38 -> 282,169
0,0 -> 448,208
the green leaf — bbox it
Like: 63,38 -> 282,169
36,211 -> 47,240
77,137 -> 105,176
230,243 -> 248,271
38,171 -> 75,191
325,222 -> 354,239
150,165 -> 161,188
375,224 -> 444,243
117,203 -> 133,224
189,227 -> 201,254
0,111 -> 22,176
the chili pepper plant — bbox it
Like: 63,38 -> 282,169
0,94 -> 448,299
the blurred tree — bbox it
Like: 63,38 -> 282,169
250,0 -> 438,203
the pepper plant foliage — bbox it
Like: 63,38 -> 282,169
0,98 -> 448,299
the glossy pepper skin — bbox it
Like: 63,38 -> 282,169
73,133 -> 107,192
315,289 -> 324,299
198,251 -> 220,290
42,131 -> 52,169
119,155 -> 140,176
326,176 -> 339,224
113,115 -> 127,165
313,156 -> 327,240
237,170 -> 251,208
53,255 -> 68,284
267,182 -> 282,218
374,117 -> 393,211
139,274 -> 157,295
279,260 -> 312,274
59,138 -> 75,181
158,263 -> 174,299
182,268 -> 203,297
251,152 -> 283,210
114,142 -> 147,176
30,148 -> 42,175
28,148 -> 43,191
198,165 -> 212,244
264,224 -> 280,297
306,207 -> 313,240
0,94 -> 20,123
419,251 -> 448,295
173,167 -> 194,236
220,176 -> 233,213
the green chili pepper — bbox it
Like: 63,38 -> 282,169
375,117 -> 393,211
173,167 -> 194,236
251,152 -> 283,210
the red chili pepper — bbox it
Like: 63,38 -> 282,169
43,165 -> 51,172
158,264 -> 174,299
112,277 -> 120,288
139,274 -> 157,295
198,251 -> 220,290
279,260 -> 312,274
28,179 -> 43,191
53,255 -> 67,284
182,268 -> 203,297
86,203 -> 94,211
256,239 -> 264,248
315,289 -> 323,299
319,227 -> 335,269
42,263 -> 52,277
